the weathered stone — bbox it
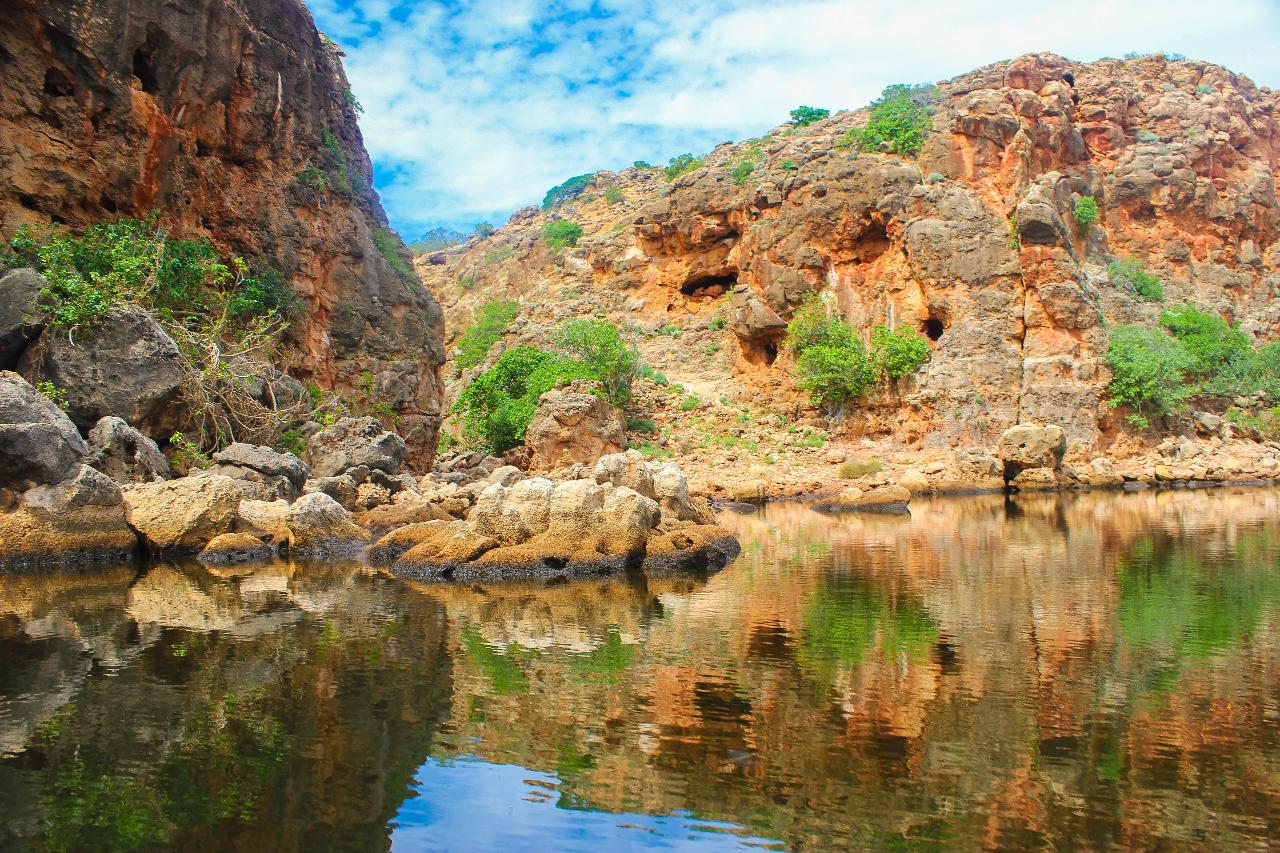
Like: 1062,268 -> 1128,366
354,499 -> 452,536
897,469 -> 932,494
236,499 -> 291,543
0,370 -> 89,490
198,532 -> 273,566
0,268 -> 44,369
303,475 -> 360,509
20,304 -> 184,437
525,381 -> 625,472
212,443 -> 309,489
995,424 -> 1067,479
303,417 -> 406,478
0,466 -> 136,567
818,484 -> 911,513
86,416 -> 170,484
284,492 -> 370,558
123,474 -> 242,552
1010,466 -> 1059,489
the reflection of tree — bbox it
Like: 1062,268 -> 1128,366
797,578 -> 937,687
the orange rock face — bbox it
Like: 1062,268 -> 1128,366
0,0 -> 444,464
422,52 -> 1278,453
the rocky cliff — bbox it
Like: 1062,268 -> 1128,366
0,0 -> 444,461
420,53 -> 1278,462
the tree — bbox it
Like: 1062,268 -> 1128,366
788,105 -> 830,127
842,84 -> 934,156
1105,324 -> 1195,427
555,318 -> 640,404
1073,195 -> 1099,229
541,174 -> 592,209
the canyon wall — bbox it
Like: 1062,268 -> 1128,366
0,0 -> 444,461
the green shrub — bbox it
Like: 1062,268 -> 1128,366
603,185 -> 624,205
781,160 -> 798,172
228,267 -> 300,319
1073,195 -> 1099,228
795,342 -> 873,406
542,174 -> 593,209
275,428 -> 307,456
664,153 -> 705,180
679,395 -> 701,411
1159,303 -> 1251,378
842,84 -> 934,156
729,160 -> 756,185
408,227 -> 466,254
788,105 -> 830,126
372,227 -> 414,280
708,316 -> 726,331
870,325 -> 931,380
454,346 -> 594,454
455,300 -> 520,369
1105,323 -> 1195,425
555,318 -> 640,404
640,366 -> 669,386
784,293 -> 849,353
483,244 -> 514,264
1109,257 -> 1164,302
632,160 -> 652,169
458,276 -> 476,290
541,220 -> 583,249
473,222 -> 496,238
35,380 -> 69,411
838,459 -> 883,478
626,417 -> 657,433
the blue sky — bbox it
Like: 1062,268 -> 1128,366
306,0 -> 1280,240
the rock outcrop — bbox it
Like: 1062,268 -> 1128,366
205,443 -> 310,501
0,371 -> 88,491
0,464 -> 138,567
284,492 -> 370,558
0,0 -> 445,463
524,381 -> 625,472
86,416 -> 170,484
123,474 -> 242,553
995,423 -> 1068,481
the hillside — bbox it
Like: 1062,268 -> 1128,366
419,52 -> 1280,496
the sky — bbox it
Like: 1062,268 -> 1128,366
306,0 -> 1280,240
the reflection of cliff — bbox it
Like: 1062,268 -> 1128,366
416,489 -> 1280,850
0,562 -> 453,851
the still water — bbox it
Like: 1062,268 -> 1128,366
1,489 -> 1279,851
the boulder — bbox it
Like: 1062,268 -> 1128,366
0,268 -> 45,369
952,447 -> 1002,480
816,484 -> 911,513
525,381 -> 625,472
303,474 -> 360,508
354,500 -> 453,537
86,416 -> 170,484
198,532 -> 273,566
303,416 -> 405,478
370,520 -> 497,565
123,474 -> 242,552
284,492 -> 370,558
20,304 -> 184,437
1010,467 -> 1059,489
995,423 -> 1066,480
0,465 -> 138,567
0,370 -> 89,489
236,499 -> 291,543
897,468 -> 932,494
204,442 -> 309,501
467,478 -> 556,544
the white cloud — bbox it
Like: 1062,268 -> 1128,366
306,0 -> 1280,237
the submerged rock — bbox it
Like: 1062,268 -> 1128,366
0,465 -> 137,567
198,532 -> 274,566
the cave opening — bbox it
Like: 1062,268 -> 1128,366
852,221 -> 891,265
1062,72 -> 1075,87
132,45 -> 159,94
740,333 -> 780,367
681,272 -> 737,301
924,316 -> 945,341
43,68 -> 74,97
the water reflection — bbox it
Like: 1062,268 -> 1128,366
0,488 -> 1277,850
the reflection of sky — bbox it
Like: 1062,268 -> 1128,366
392,758 -> 783,851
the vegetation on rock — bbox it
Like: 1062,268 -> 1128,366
542,174 -> 593,209
870,325 -> 931,381
1073,195 -> 1099,229
1109,257 -> 1164,302
455,300 -> 520,369
541,220 -> 583,249
842,84 -> 934,156
788,105 -> 830,126
663,153 -> 706,181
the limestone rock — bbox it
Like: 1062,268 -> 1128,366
897,469 -> 932,494
86,416 -> 170,484
204,443 -> 309,501
303,475 -> 360,509
303,417 -> 406,478
354,500 -> 453,537
995,424 -> 1067,479
0,465 -> 136,567
284,492 -> 370,558
525,381 -> 625,472
819,484 -> 911,513
0,370 -> 89,490
198,532 -> 273,566
20,304 -> 183,438
123,474 -> 242,552
1010,467 -> 1059,489
371,520 -> 497,565
236,499 -> 291,543
0,268 -> 44,369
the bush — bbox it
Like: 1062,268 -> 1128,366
372,227 -> 414,280
729,160 -> 756,185
555,318 -> 640,404
1159,303 -> 1251,378
473,222 -> 496,238
228,267 -> 300,319
838,459 -> 883,478
1073,195 -> 1099,228
541,220 -> 583,249
454,346 -> 594,454
664,153 -> 705,181
408,227 -> 466,254
627,417 -> 656,433
679,395 -> 701,411
789,105 -> 830,126
542,174 -> 593,209
870,325 -> 931,380
632,160 -> 652,169
1105,324 -> 1195,425
603,185 -> 624,205
842,84 -> 934,156
784,293 -> 850,353
795,342 -> 873,406
1109,257 -> 1164,302
455,300 -> 519,369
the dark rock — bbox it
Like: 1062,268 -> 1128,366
87,416 -> 170,484
0,268 -> 45,369
0,370 -> 88,489
303,416 -> 405,478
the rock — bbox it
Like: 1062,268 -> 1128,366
371,520 -> 497,565
20,304 -> 184,437
1086,457 -> 1124,486
303,475 -> 360,509
0,465 -> 137,567
817,484 -> 911,513
593,449 -> 655,496
726,479 -> 766,502
86,417 -> 170,484
123,474 -> 242,552
897,469 -> 932,494
952,447 -> 1002,480
354,500 -> 453,537
525,381 -> 625,472
236,499 -> 291,543
0,370 -> 89,489
486,465 -> 524,487
995,424 -> 1066,479
303,417 -> 406,478
0,268 -> 45,369
284,492 -> 370,558
467,478 -> 556,544
212,443 -> 309,489
198,532 -> 273,566
1010,467 -> 1059,489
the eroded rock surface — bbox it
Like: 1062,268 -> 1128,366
525,381 -> 625,472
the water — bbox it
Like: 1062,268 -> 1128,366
1,488 -> 1279,851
